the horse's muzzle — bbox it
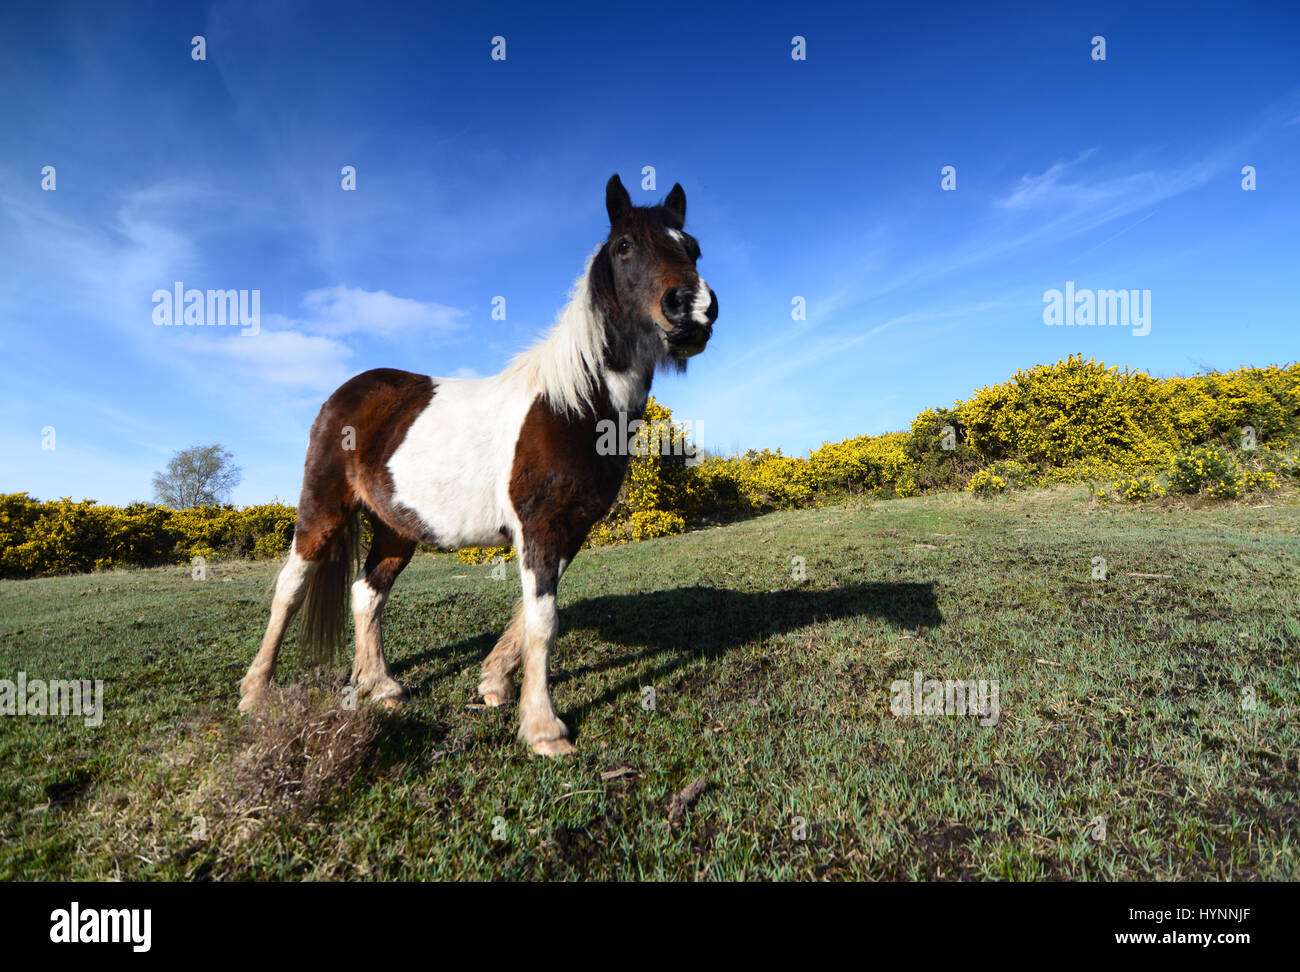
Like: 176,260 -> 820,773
663,287 -> 716,358
667,321 -> 712,358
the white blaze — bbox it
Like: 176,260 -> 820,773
691,279 -> 713,324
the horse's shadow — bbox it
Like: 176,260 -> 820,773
392,581 -> 942,739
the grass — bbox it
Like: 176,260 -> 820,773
1,485 -> 1297,880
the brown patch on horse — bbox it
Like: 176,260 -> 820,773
508,393 -> 630,593
295,368 -> 436,557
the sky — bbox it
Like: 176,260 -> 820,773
1,0 -> 1297,506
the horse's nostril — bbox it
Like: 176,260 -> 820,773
661,288 -> 689,322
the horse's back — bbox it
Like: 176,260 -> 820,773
320,367 -> 432,415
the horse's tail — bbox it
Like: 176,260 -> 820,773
298,513 -> 361,668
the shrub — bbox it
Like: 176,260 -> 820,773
1115,475 -> 1165,501
959,356 -> 1176,468
1239,468 -> 1280,493
588,509 -> 686,545
810,431 -> 912,496
692,456 -> 753,519
907,408 -> 980,492
691,447 -> 819,515
957,356 -> 1300,470
965,469 -> 1007,496
594,397 -> 703,536
1168,445 -> 1233,495
986,459 -> 1037,489
731,448 -> 819,510
456,546 -> 515,566
1204,474 -> 1242,500
0,494 -> 296,579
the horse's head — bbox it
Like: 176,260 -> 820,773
592,174 -> 718,365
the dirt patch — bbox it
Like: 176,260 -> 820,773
44,772 -> 93,811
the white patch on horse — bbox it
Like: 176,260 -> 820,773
272,549 -> 314,612
387,376 -> 531,549
666,228 -> 684,243
604,367 -> 650,416
691,278 -> 712,324
516,561 -> 566,746
350,576 -> 383,617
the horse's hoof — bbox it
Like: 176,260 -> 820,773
356,675 -> 407,707
477,676 -> 516,707
531,738 -> 577,757
237,692 -> 261,714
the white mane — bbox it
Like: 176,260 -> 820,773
502,251 -> 609,417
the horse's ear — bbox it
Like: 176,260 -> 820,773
606,174 -> 632,223
664,183 -> 686,227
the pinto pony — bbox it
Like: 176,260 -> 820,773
239,174 -> 717,755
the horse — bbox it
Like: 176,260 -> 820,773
238,173 -> 718,755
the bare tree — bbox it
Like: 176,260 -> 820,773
152,444 -> 242,508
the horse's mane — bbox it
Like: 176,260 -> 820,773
502,250 -> 608,417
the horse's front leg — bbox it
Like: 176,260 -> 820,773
515,547 -> 574,756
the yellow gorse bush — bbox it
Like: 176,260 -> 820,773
958,356 -> 1299,468
964,469 -> 1007,495
1115,475 -> 1165,501
0,494 -> 295,579
587,397 -> 702,544
809,431 -> 912,496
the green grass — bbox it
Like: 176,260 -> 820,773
1,486 -> 1297,880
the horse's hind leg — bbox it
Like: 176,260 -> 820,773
238,548 -> 318,712
478,600 -> 524,706
350,519 -> 415,706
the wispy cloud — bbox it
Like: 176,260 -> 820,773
191,324 -> 355,392
0,172 -> 470,398
191,286 -> 469,393
299,285 -> 466,338
995,150 -> 1219,220
997,149 -> 1102,209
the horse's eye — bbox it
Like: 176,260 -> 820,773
616,238 -> 632,256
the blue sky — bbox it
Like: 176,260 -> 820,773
2,0 -> 1298,505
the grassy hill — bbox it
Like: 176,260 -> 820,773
1,486 -> 1297,880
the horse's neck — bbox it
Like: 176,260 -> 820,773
503,267 -> 656,430
597,365 -> 653,422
